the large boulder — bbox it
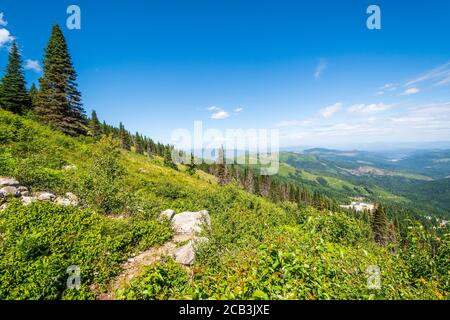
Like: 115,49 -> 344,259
17,186 -> 29,197
0,186 -> 20,198
174,237 -> 209,266
0,177 -> 19,187
172,210 -> 211,236
36,192 -> 56,202
159,209 -> 175,221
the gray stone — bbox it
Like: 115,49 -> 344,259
172,210 -> 211,236
62,164 -> 77,170
159,209 -> 175,221
36,192 -> 56,202
65,193 -> 79,206
0,203 -> 8,212
0,177 -> 19,187
17,186 -> 29,196
22,197 -> 37,206
0,186 -> 20,197
55,193 -> 79,207
55,197 -> 72,206
174,237 -> 208,266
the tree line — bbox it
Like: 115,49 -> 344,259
0,24 -> 173,159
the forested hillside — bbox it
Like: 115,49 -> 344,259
0,24 -> 448,300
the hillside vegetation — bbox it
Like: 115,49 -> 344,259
0,110 -> 448,300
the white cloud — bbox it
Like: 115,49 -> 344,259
314,58 -> 327,80
319,102 -> 342,118
207,106 -> 220,111
211,110 -> 230,120
0,28 -> 13,47
276,119 -> 310,128
348,103 -> 393,114
234,107 -> 243,113
405,62 -> 450,87
377,83 -> 398,95
0,13 -> 7,27
24,59 -> 42,73
402,87 -> 420,95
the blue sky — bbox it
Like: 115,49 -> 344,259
0,0 -> 449,148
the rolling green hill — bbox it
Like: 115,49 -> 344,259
276,151 -> 450,219
0,110 -> 448,300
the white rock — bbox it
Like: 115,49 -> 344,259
22,197 -> 37,206
55,197 -> 72,206
172,210 -> 211,236
0,203 -> 8,212
0,177 -> 19,187
62,164 -> 77,170
174,237 -> 209,266
65,193 -> 79,206
159,209 -> 175,221
55,193 -> 79,207
0,186 -> 20,197
36,192 -> 56,202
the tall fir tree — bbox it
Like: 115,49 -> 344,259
35,24 -> 87,136
164,147 -> 178,170
372,204 -> 389,245
89,110 -> 101,140
0,41 -> 31,114
187,152 -> 197,175
29,83 -> 38,108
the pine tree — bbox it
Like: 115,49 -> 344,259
118,122 -> 131,150
35,24 -> 87,136
89,110 -> 101,140
0,41 -> 31,114
217,146 -> 227,186
164,147 -> 178,170
29,83 -> 38,108
187,153 -> 197,175
372,204 -> 389,245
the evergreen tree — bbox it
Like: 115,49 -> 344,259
118,122 -> 131,150
89,110 -> 101,140
35,24 -> 87,136
29,83 -> 38,108
0,41 -> 31,114
217,146 -> 227,186
187,153 -> 197,175
372,204 -> 389,245
164,147 -> 178,170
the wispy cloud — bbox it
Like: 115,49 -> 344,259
207,106 -> 220,111
0,13 -> 7,27
319,102 -> 342,118
276,119 -> 310,128
234,107 -> 243,113
211,110 -> 230,120
402,87 -> 420,95
24,59 -> 42,73
405,62 -> 450,87
314,58 -> 327,80
279,102 -> 450,146
348,103 -> 394,114
376,83 -> 398,95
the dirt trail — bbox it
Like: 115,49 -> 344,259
96,234 -> 191,300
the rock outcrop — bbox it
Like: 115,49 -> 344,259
0,176 -> 79,210
162,209 -> 211,266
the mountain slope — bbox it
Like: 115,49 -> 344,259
0,110 -> 448,300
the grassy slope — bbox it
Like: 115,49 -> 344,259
0,110 -> 447,300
